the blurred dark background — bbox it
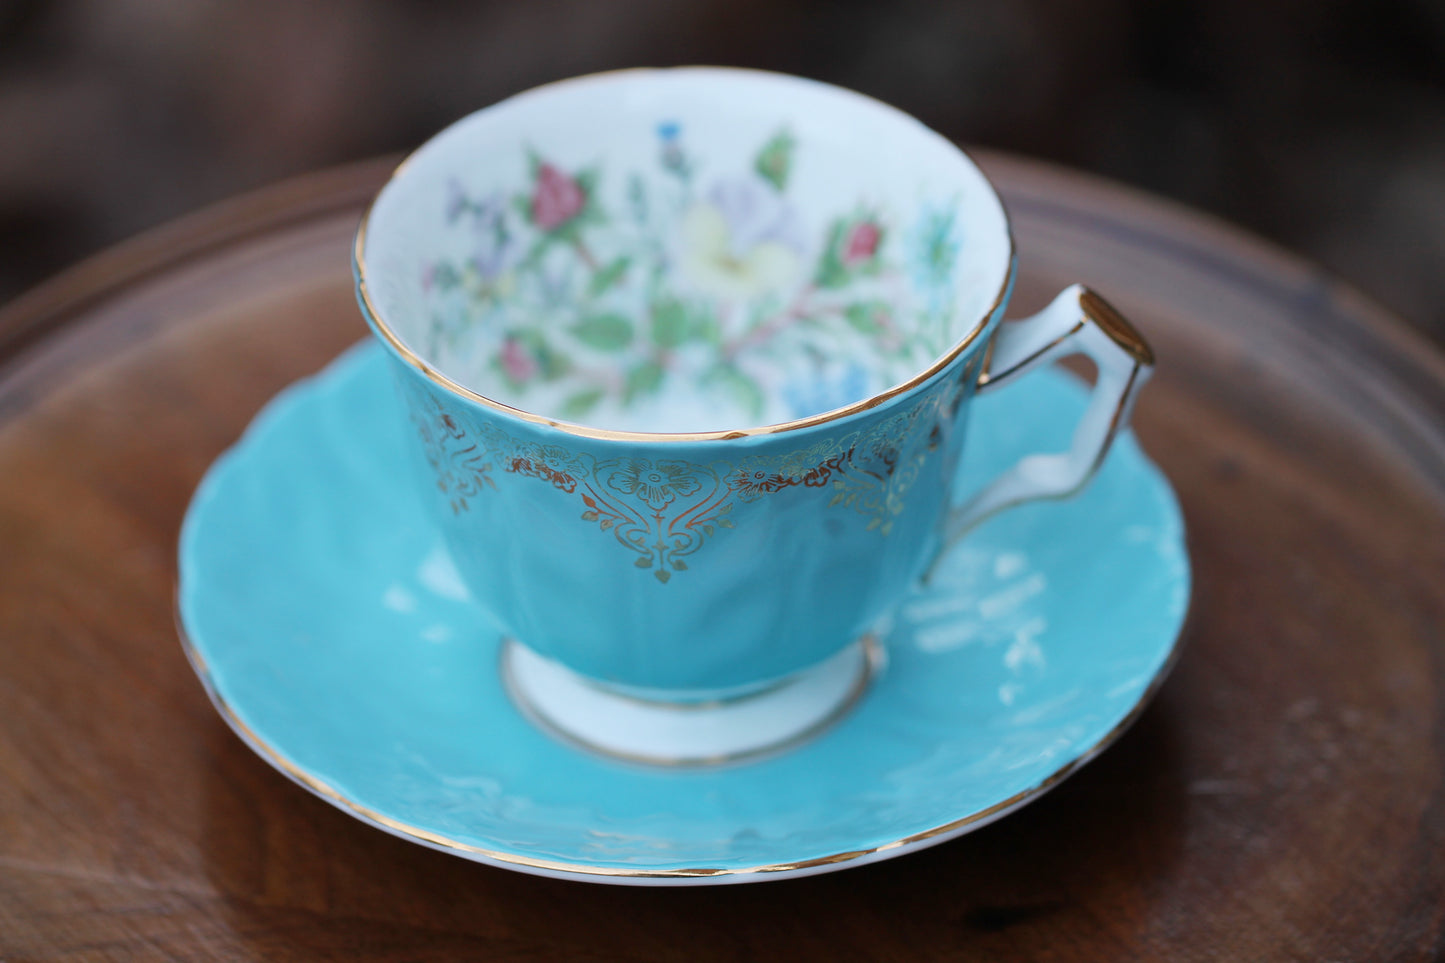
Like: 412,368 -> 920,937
2,0 -> 1443,343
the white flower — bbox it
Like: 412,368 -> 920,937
679,177 -> 804,300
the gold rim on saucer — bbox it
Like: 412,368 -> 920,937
175,601 -> 1189,882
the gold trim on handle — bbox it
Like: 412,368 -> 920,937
1080,289 -> 1155,366
1087,362 -> 1144,478
976,288 -> 1154,391
929,288 -> 1156,575
976,319 -> 1084,389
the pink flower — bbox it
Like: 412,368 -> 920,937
500,337 -> 537,383
841,221 -> 881,267
531,163 -> 586,231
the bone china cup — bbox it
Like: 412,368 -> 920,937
354,68 -> 1155,765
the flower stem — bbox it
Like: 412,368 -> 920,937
722,284 -> 816,360
572,237 -> 599,272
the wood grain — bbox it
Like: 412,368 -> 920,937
1,153 -> 1441,961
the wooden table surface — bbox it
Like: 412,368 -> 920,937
2,153 -> 1442,961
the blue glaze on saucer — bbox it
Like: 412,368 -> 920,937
178,344 -> 1189,884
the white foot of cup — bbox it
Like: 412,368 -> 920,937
500,638 -> 880,767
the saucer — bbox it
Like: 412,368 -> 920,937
178,343 -> 1189,885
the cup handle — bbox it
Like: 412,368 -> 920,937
927,284 -> 1155,578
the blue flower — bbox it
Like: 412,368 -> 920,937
907,206 -> 962,294
783,363 -> 871,419
657,120 -> 689,177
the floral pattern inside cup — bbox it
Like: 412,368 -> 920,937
414,121 -> 970,432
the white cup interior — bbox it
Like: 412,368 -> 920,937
362,68 -> 1011,433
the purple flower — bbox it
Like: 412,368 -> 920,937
704,178 -> 804,258
680,176 -> 806,299
444,184 -> 514,281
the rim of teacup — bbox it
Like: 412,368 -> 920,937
354,66 -> 1018,444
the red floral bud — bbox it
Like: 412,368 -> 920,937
841,221 -> 881,267
531,163 -> 586,230
500,337 -> 538,383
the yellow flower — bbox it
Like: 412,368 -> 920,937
679,178 -> 803,300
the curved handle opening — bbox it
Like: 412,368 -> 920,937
925,285 -> 1153,581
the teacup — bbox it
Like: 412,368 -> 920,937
354,68 -> 1153,765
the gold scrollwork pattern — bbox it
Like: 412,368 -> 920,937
408,391 -> 496,513
401,361 -> 975,583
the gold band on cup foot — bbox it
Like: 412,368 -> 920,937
500,637 -> 883,768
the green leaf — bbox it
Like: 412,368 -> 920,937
561,387 -> 606,419
754,128 -> 795,191
588,256 -> 631,297
513,193 -> 534,225
844,302 -> 892,336
705,364 -> 765,421
650,299 -> 689,349
570,313 -> 634,351
690,307 -> 722,345
537,346 -> 570,381
624,360 -> 666,402
627,174 -> 648,223
514,330 -> 571,381
431,262 -> 461,291
814,220 -> 850,289
573,168 -> 607,229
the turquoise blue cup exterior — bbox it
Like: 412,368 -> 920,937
356,290 -> 1004,692
351,67 -> 1150,708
